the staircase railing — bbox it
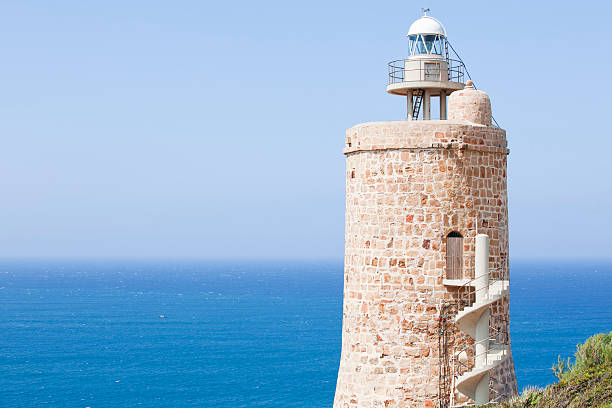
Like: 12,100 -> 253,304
452,325 -> 509,378
454,259 -> 508,312
387,58 -> 466,85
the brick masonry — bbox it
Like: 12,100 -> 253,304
333,86 -> 518,407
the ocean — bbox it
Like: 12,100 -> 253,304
1,259 -> 610,407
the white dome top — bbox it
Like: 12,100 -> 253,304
407,16 -> 446,37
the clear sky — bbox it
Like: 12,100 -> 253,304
0,1 -> 610,260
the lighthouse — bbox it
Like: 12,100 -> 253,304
334,12 -> 518,408
387,11 -> 465,120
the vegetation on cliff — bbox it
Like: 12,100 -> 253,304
487,332 -> 612,408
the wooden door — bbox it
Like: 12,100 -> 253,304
446,236 -> 463,279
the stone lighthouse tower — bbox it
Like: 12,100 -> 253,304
333,12 -> 518,408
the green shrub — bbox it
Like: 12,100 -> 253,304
552,331 -> 612,380
483,333 -> 612,407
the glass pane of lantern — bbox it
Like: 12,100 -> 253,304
432,36 -> 442,54
416,35 -> 429,54
408,35 -> 418,55
423,35 -> 437,54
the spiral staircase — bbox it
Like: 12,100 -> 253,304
449,234 -> 510,406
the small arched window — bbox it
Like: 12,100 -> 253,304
446,231 -> 463,279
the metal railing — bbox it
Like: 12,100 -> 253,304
448,321 -> 513,408
454,260 -> 508,312
448,372 -> 514,407
449,373 -> 514,408
388,58 -> 466,85
452,325 -> 510,378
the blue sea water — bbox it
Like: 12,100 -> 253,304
0,259 -> 610,407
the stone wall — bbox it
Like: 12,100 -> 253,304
334,106 -> 518,407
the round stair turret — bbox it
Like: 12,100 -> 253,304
448,80 -> 492,125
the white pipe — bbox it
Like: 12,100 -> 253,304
475,234 -> 489,301
474,233 -> 490,404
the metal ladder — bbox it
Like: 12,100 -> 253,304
412,89 -> 424,120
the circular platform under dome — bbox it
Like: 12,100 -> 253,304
407,15 -> 446,37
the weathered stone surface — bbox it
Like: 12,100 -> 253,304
447,81 -> 492,126
334,88 -> 518,408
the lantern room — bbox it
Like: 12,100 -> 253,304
387,11 -> 466,120
407,15 -> 446,58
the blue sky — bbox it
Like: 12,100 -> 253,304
0,1 -> 609,259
